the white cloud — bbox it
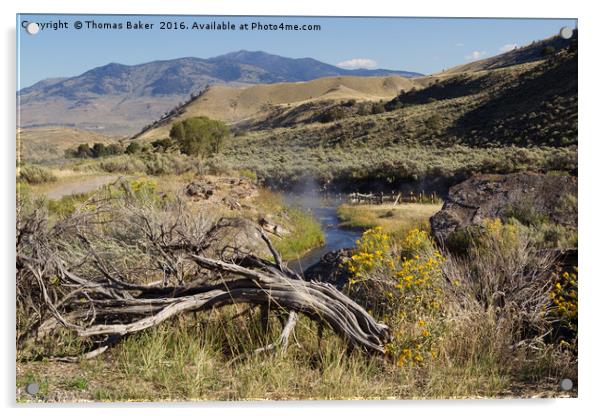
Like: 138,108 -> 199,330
455,43 -> 464,47
465,51 -> 487,61
499,43 -> 518,53
337,58 -> 378,69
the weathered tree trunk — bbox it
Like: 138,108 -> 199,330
17,204 -> 389,361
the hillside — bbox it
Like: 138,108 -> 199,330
133,75 -> 416,141
18,127 -> 118,163
210,45 -> 577,190
17,51 -> 421,135
442,31 -> 577,74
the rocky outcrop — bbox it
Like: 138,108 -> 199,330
430,172 -> 577,244
184,176 -> 258,205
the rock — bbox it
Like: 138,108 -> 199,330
258,216 -> 290,236
430,172 -> 577,244
185,180 -> 214,199
203,217 -> 268,260
184,176 -> 259,203
303,248 -> 354,289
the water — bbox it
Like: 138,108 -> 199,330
282,191 -> 363,273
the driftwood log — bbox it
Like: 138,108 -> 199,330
16,196 -> 389,361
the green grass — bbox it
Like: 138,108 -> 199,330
275,206 -> 325,260
253,189 -> 325,260
47,192 -> 93,216
16,370 -> 50,400
17,164 -> 57,185
66,377 -> 88,391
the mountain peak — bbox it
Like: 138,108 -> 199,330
217,49 -> 270,58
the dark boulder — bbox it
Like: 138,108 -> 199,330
185,180 -> 215,199
303,248 -> 354,290
430,172 -> 577,244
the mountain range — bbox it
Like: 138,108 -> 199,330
18,50 -> 422,135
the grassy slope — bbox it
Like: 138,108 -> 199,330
441,32 -> 576,74
18,127 -> 119,163
134,75 -> 416,141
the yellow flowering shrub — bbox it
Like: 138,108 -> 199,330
550,267 -> 578,333
129,178 -> 158,197
105,178 -> 160,203
344,227 -> 446,367
478,218 -> 521,252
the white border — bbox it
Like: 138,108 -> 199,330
2,1 -> 600,414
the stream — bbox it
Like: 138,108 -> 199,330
282,191 -> 363,273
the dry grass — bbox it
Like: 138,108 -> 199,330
16,306 -> 575,402
136,75 -> 415,141
337,202 -> 442,235
18,127 -> 118,163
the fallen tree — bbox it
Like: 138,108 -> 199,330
16,192 -> 389,361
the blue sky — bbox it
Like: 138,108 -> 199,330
17,14 -> 577,88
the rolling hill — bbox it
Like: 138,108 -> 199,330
133,75 -> 417,141
17,51 -> 422,136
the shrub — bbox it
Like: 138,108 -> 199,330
75,143 -> 93,158
65,142 -> 124,159
443,219 -> 557,343
99,155 -> 146,174
151,138 -> 176,152
17,165 -> 57,184
344,227 -> 447,366
356,104 -> 370,116
371,101 -> 386,114
541,45 -> 556,57
47,192 -> 92,216
319,107 -> 345,123
141,153 -> 201,176
505,199 -> 546,226
424,114 -> 443,130
125,141 -> 141,155
170,116 -> 229,157
106,143 -> 124,156
92,143 -> 108,158
550,267 -> 578,347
